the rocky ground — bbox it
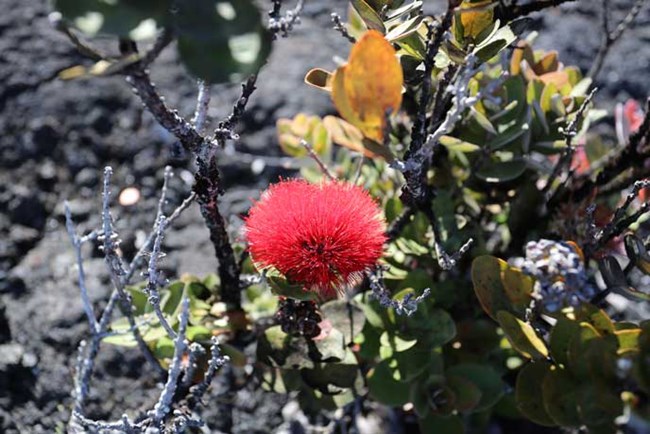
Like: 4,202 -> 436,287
0,0 -> 648,433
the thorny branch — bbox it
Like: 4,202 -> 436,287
367,267 -> 431,316
67,169 -> 228,433
100,167 -> 163,377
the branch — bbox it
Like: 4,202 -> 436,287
64,205 -> 99,334
188,337 -> 229,409
125,70 -> 209,153
553,97 -> 650,205
331,12 -> 356,43
212,74 -> 258,144
191,80 -> 212,133
386,207 -> 415,241
543,87 -> 598,197
268,0 -> 305,38
301,139 -> 336,181
588,0 -> 646,80
152,297 -> 190,425
100,167 -> 164,376
145,216 -> 177,339
367,267 -> 431,316
496,0 -> 578,22
589,180 -> 650,253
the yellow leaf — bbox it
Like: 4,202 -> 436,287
456,1 -> 495,40
322,115 -> 373,157
331,30 -> 403,144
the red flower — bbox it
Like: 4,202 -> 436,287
244,179 -> 386,298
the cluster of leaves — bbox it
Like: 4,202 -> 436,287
473,253 -> 650,432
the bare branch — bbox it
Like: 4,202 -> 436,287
497,0 -> 578,22
544,87 -> 598,197
145,216 -> 177,339
64,204 -> 98,334
192,80 -> 212,133
331,12 -> 356,43
152,297 -> 190,425
367,267 -> 431,316
301,139 -> 336,181
268,0 -> 305,38
588,0 -> 646,80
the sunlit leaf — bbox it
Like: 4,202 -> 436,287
331,30 -> 403,144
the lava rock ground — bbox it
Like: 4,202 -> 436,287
0,0 -> 648,433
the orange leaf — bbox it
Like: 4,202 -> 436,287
331,30 -> 403,143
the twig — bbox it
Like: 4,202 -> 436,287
543,87 -> 598,197
125,191 -> 196,283
406,12 -> 454,160
268,0 -> 305,38
552,98 -> 650,206
213,74 -> 258,144
100,167 -> 164,376
192,80 -> 212,133
189,337 -> 230,409
331,12 -> 356,43
145,216 -> 177,339
367,267 -> 431,316
386,207 -> 415,241
301,139 -> 336,181
140,28 -> 174,68
590,180 -> 650,253
126,70 -> 210,153
49,12 -> 105,61
588,0 -> 646,80
65,204 -> 99,334
497,0 -> 578,22
152,297 -> 190,425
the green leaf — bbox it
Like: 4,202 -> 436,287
474,23 -> 516,62
266,271 -> 319,301
549,317 -> 580,366
497,311 -> 548,360
446,363 -> 504,412
515,362 -> 557,427
616,329 -> 641,355
577,384 -> 623,428
439,135 -> 481,153
350,0 -> 386,33
475,159 -> 527,183
367,359 -> 411,406
311,327 -> 347,362
541,366 -> 581,427
471,256 -> 528,320
446,375 -> 482,412
175,0 -> 272,83
380,331 -> 417,355
301,350 -> 359,392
